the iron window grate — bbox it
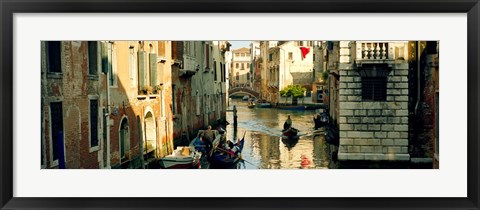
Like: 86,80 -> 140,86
362,77 -> 387,101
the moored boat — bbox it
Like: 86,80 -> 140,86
256,100 -> 272,108
277,105 -> 306,110
314,112 -> 328,130
158,146 -> 201,169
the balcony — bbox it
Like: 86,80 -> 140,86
355,41 -> 396,67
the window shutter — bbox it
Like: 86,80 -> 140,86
149,53 -> 157,87
101,42 -> 108,73
138,51 -> 147,89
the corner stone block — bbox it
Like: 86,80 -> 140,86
387,132 -> 401,139
394,139 -> 409,146
338,152 -> 348,161
382,139 -> 394,146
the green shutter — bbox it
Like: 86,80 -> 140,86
149,53 -> 157,87
101,42 -> 108,73
138,51 -> 147,89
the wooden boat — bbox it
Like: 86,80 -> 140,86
208,133 -> 246,169
324,124 -> 339,146
282,127 -> 299,138
247,101 -> 255,108
281,135 -> 299,149
277,105 -> 306,110
256,100 -> 272,108
242,95 -> 250,101
158,146 -> 201,169
314,113 -> 329,130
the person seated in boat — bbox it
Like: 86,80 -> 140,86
195,132 -> 212,154
320,110 -> 328,123
203,125 -> 215,142
225,140 -> 241,157
283,115 -> 293,130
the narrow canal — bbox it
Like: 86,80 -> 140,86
225,99 -> 338,169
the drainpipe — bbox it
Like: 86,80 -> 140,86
104,41 -> 112,169
415,41 -> 421,114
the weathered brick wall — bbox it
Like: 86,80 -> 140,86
337,62 -> 410,161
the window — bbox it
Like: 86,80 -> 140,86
47,41 -> 62,73
269,54 -> 273,61
205,44 -> 210,69
88,41 -> 98,75
138,50 -> 147,92
236,63 -> 239,69
236,72 -> 239,81
313,54 -> 316,61
196,92 -> 200,115
288,52 -> 293,60
235,53 -> 240,57
362,77 -> 387,101
214,61 -> 217,81
129,47 -> 136,88
102,42 -> 117,86
172,85 -> 176,115
50,102 -> 63,162
149,53 -> 158,87
90,99 -> 99,148
241,63 -> 244,70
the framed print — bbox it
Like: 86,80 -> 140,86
1,0 -> 479,209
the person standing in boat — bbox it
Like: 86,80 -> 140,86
284,115 -> 293,130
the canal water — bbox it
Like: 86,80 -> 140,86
225,99 -> 338,169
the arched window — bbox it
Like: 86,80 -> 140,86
236,72 -> 239,81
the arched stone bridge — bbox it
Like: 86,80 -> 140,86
228,87 -> 260,98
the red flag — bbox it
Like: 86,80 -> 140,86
300,47 -> 310,59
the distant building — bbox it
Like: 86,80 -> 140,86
231,47 -> 251,88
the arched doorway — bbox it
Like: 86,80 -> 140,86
144,111 -> 157,159
119,117 -> 130,162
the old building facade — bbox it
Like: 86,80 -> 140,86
42,40 -> 229,169
41,41 -> 108,169
231,47 -> 252,88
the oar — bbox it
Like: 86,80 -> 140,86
238,155 -> 262,169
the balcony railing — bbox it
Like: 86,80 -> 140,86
356,42 -> 394,60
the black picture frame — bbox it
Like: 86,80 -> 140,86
1,0 -> 479,209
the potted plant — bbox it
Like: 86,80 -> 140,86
142,85 -> 153,95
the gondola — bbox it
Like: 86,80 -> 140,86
207,132 -> 246,169
324,124 -> 339,146
282,127 -> 299,138
281,135 -> 299,149
314,113 -> 328,130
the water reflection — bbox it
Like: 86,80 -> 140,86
226,99 -> 336,169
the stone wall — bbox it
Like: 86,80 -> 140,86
337,43 -> 410,161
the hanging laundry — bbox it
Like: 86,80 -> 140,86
300,47 -> 310,59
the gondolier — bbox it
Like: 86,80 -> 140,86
284,115 -> 292,130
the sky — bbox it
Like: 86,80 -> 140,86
229,41 -> 252,50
